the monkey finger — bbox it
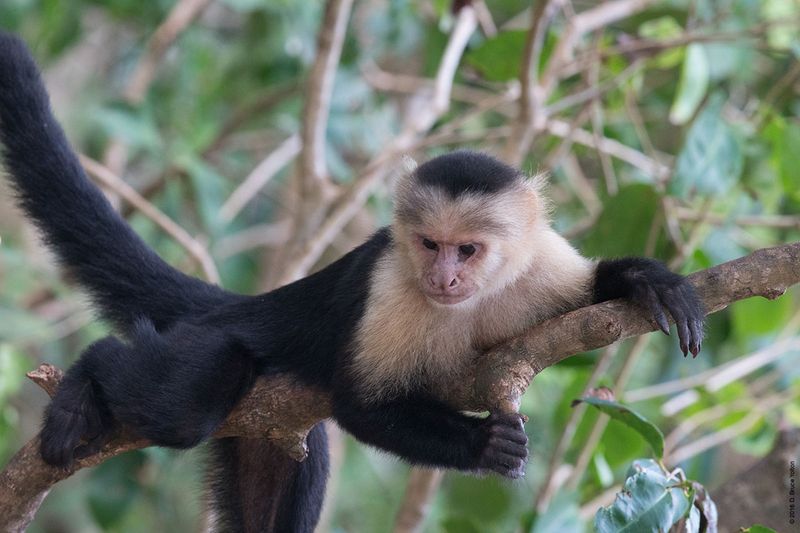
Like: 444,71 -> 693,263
659,292 -> 690,356
487,436 -> 528,458
488,423 -> 528,446
488,412 -> 526,432
493,463 -> 526,479
644,285 -> 670,335
483,451 -> 526,476
677,284 -> 704,357
689,318 -> 704,357
490,411 -> 525,427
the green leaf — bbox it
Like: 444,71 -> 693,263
441,516 -> 484,533
444,474 -> 513,523
180,156 -> 228,236
0,344 -> 27,400
580,184 -> 662,258
575,398 -> 665,458
670,44 -> 709,125
595,460 -> 691,533
741,526 -> 778,533
92,104 -> 161,152
763,0 -> 799,50
219,0 -> 269,12
731,293 -> 793,339
87,452 -> 146,528
671,94 -> 742,197
527,493 -> 583,533
638,16 -> 684,69
764,117 -> 800,201
465,30 -> 527,82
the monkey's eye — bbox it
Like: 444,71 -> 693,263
459,244 -> 476,258
422,238 -> 439,251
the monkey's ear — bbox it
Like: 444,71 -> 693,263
391,155 -> 418,199
401,155 -> 418,174
522,171 -> 552,219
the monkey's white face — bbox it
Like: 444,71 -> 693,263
413,234 -> 484,305
393,175 -> 547,308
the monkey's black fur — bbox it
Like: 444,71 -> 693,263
0,34 -> 704,532
415,149 -> 523,197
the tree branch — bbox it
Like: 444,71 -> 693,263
79,154 -> 221,284
299,0 -> 354,186
274,5 -> 478,285
2,241 -> 799,531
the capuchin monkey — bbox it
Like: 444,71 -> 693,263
0,34 -> 703,532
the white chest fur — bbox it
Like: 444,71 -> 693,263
349,232 -> 593,402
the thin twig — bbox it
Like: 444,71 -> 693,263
203,82 -> 301,157
674,207 -> 800,230
545,118 -> 669,178
664,382 -> 793,453
300,0 -> 354,185
558,153 -> 602,217
276,6 -> 478,285
544,60 -> 643,116
103,0 -> 212,175
587,31 -> 618,196
473,0 -> 498,37
393,469 -> 444,533
78,154 -> 220,284
565,335 -> 650,490
563,21 -> 800,76
361,63 -> 506,107
124,0 -> 212,103
534,344 -> 619,512
213,221 -> 292,259
219,135 -> 302,222
668,389 -> 799,465
503,0 -> 560,165
425,5 -> 479,126
625,333 -> 800,403
539,0 -> 658,95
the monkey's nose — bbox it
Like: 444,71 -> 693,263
429,274 -> 459,291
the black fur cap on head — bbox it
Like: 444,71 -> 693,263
413,150 -> 523,198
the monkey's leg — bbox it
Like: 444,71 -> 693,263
41,320 -> 256,467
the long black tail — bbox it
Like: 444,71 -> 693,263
209,425 -> 330,532
0,34 -> 226,332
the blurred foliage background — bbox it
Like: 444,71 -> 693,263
0,0 -> 799,531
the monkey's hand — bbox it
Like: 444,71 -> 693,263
595,258 -> 704,357
476,412 -> 528,479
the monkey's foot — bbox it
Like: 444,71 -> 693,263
40,384 -> 111,468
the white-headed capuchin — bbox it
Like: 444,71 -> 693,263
0,33 -> 703,533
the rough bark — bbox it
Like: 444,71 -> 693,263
713,428 -> 799,531
1,241 -> 798,531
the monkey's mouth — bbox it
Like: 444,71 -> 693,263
425,291 -> 474,306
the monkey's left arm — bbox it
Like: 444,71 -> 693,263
331,384 -> 528,478
593,258 -> 704,356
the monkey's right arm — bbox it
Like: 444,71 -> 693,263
331,387 -> 528,478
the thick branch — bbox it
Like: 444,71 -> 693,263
2,242 -> 799,531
